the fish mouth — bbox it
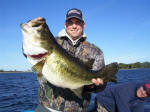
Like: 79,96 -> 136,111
20,18 -> 46,32
23,48 -> 48,65
29,53 -> 48,60
20,24 -> 26,32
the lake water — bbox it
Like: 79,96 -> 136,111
0,69 -> 150,112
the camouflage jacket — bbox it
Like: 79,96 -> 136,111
38,29 -> 105,112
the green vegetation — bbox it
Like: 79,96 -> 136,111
0,69 -> 4,72
0,69 -> 32,73
119,61 -> 150,69
0,69 -> 22,72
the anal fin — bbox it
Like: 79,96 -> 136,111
72,87 -> 84,99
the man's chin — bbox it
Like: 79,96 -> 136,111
71,37 -> 79,40
71,35 -> 81,40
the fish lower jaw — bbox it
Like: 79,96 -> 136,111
26,52 -> 48,65
26,53 -> 47,65
27,56 -> 42,65
23,44 -> 48,59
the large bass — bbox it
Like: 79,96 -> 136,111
21,17 -> 118,97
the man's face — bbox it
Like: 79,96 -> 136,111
65,18 -> 85,40
137,86 -> 148,98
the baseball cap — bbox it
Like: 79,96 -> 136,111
66,8 -> 84,22
143,83 -> 150,96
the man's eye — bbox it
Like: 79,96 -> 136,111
66,20 -> 82,26
67,21 -> 73,25
75,21 -> 81,25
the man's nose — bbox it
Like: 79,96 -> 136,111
72,23 -> 77,28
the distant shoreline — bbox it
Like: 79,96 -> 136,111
0,71 -> 33,74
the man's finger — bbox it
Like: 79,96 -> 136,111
97,78 -> 104,85
91,78 -> 104,86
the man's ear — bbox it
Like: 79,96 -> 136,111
82,21 -> 85,29
83,23 -> 85,28
64,23 -> 66,28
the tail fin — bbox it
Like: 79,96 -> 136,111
99,62 -> 119,83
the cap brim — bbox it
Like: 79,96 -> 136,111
66,16 -> 84,22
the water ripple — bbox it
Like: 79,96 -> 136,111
0,70 -> 150,112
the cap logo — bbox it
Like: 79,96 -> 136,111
68,10 -> 81,15
66,8 -> 84,21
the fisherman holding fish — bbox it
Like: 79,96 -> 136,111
55,8 -> 107,111
21,8 -> 119,112
37,8 -> 106,112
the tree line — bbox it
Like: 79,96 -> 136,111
0,69 -> 31,72
119,61 -> 150,69
0,69 -> 23,72
0,62 -> 150,72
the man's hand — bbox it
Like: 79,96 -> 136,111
83,78 -> 105,93
92,78 -> 104,86
137,86 -> 148,98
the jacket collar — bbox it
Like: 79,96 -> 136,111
57,29 -> 86,46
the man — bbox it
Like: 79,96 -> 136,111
35,8 -> 105,112
96,83 -> 150,112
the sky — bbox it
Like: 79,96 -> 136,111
0,0 -> 150,71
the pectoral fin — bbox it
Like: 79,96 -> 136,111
32,60 -> 47,84
32,60 -> 45,73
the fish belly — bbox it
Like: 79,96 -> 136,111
42,54 -> 85,89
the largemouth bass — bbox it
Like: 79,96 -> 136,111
21,17 -> 118,97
